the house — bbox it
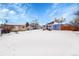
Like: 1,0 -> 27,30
0,24 -> 2,35
1,24 -> 27,33
43,21 -> 54,30
45,20 -> 61,30
61,24 -> 76,31
51,22 -> 61,30
44,18 -> 79,31
11,25 -> 27,32
75,26 -> 79,31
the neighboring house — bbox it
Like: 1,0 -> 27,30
61,24 -> 76,31
42,25 -> 47,30
11,25 -> 27,31
0,24 -> 1,28
45,20 -> 79,31
44,21 -> 54,30
75,26 -> 79,31
0,24 -> 2,35
1,24 -> 27,32
51,22 -> 61,30
45,21 -> 61,30
74,18 -> 79,27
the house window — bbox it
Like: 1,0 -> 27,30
22,26 -> 25,28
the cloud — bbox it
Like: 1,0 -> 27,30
9,10 -> 16,15
61,4 -> 78,18
0,3 -> 33,24
0,3 -> 78,24
0,8 -> 9,19
46,4 -> 78,23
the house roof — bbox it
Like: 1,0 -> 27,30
1,23 -> 26,26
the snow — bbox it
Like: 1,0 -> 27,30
0,30 -> 79,56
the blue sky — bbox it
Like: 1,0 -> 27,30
0,3 -> 79,25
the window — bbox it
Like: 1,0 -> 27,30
22,26 -> 25,28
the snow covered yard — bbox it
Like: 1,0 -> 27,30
0,30 -> 79,56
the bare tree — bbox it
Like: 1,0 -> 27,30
26,22 -> 29,27
74,11 -> 79,16
54,17 -> 65,23
30,19 -> 41,29
71,11 -> 79,26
